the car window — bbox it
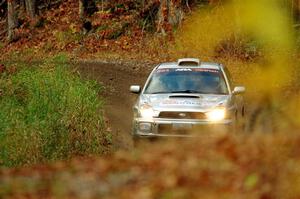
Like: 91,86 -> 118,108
144,68 -> 229,95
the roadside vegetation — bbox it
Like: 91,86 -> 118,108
0,55 -> 112,167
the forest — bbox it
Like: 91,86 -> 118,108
0,0 -> 299,60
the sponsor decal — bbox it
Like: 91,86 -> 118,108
175,68 -> 192,72
160,99 -> 220,107
193,68 -> 219,73
156,69 -> 170,73
162,99 -> 204,106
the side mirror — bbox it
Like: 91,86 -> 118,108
130,85 -> 141,94
232,86 -> 245,95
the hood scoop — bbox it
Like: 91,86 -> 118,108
169,94 -> 201,99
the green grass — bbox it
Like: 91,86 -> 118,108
0,59 -> 111,167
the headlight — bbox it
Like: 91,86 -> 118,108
139,104 -> 155,119
206,108 -> 226,121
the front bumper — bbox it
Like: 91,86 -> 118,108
132,117 -> 234,138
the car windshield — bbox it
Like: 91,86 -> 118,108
144,68 -> 228,95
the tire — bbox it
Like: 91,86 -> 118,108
234,109 -> 247,134
229,111 -> 238,134
132,136 -> 141,148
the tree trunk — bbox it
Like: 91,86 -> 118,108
294,0 -> 300,23
7,0 -> 16,42
20,0 -> 26,12
79,0 -> 85,19
157,0 -> 170,35
25,0 -> 36,18
157,0 -> 183,34
101,0 -> 104,12
167,1 -> 183,28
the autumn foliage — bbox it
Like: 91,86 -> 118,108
1,133 -> 300,198
0,0 -> 222,60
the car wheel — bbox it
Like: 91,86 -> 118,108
233,109 -> 247,134
132,136 -> 141,148
132,136 -> 158,148
229,111 -> 238,134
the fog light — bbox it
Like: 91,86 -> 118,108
139,123 -> 152,132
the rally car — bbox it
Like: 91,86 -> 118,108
130,58 -> 245,140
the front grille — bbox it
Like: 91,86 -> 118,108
159,112 -> 206,119
158,124 -> 173,133
157,124 -> 193,134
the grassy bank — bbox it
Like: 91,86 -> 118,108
0,57 -> 112,167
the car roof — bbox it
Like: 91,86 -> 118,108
157,61 -> 222,70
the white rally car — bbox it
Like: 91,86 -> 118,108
130,58 -> 245,140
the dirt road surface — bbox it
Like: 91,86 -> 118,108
76,61 -> 153,150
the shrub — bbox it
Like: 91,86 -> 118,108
53,30 -> 83,49
214,34 -> 261,61
0,61 -> 111,167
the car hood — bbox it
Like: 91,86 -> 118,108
138,94 -> 231,112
